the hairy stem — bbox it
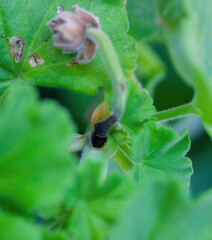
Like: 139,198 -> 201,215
86,28 -> 126,117
154,102 -> 198,122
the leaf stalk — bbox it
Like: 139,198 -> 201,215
154,102 -> 198,122
86,28 -> 127,117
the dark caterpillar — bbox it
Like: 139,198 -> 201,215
90,114 -> 118,148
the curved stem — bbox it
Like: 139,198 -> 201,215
86,28 -> 126,117
154,102 -> 198,122
113,145 -> 135,172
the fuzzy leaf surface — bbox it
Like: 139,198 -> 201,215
131,122 -> 193,187
0,0 -> 136,96
120,81 -> 156,132
64,156 -> 133,240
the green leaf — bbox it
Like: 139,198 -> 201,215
65,157 -> 133,240
131,122 -> 193,187
110,177 -> 212,240
0,0 -> 136,95
106,80 -> 155,172
43,230 -> 69,240
107,80 -> 155,172
0,81 -> 76,215
165,0 -> 212,137
127,0 -> 158,40
110,124 -> 130,146
127,0 -> 187,41
156,0 -> 187,29
0,212 -> 42,240
0,80 -> 14,104
120,80 -> 156,132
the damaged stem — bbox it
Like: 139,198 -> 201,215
86,27 -> 126,117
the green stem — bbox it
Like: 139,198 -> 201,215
154,102 -> 198,122
86,28 -> 126,116
113,145 -> 135,172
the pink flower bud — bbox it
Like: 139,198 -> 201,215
47,5 -> 99,65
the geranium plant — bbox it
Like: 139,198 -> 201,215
0,0 -> 212,239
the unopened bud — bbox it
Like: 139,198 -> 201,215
47,5 -> 99,65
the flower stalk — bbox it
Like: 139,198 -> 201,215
86,27 -> 127,117
153,102 -> 198,122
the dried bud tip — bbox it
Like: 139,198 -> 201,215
72,5 -> 99,28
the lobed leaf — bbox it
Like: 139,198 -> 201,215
120,80 -> 156,132
64,156 -> 133,240
131,122 -> 193,187
110,177 -> 212,240
0,82 -> 76,215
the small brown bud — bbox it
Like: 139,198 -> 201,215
91,101 -> 112,127
47,5 -> 99,65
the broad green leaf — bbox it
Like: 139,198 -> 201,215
110,177 -> 212,240
127,0 -> 158,41
135,43 -> 165,95
0,0 -> 136,96
131,122 -> 193,187
156,0 -> 187,29
0,80 -> 14,103
120,80 -> 156,132
127,0 -> 187,41
110,177 -> 188,240
44,230 -> 69,240
0,212 -> 42,240
65,157 -> 133,240
165,0 -> 212,137
0,82 -> 76,215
